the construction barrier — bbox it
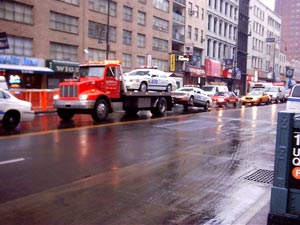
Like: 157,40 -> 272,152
9,88 -> 59,113
268,111 -> 300,224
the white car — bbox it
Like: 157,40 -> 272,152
123,68 -> 177,92
0,88 -> 35,129
171,87 -> 212,110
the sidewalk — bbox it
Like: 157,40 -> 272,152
246,203 -> 270,225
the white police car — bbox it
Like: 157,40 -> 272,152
0,88 -> 35,129
123,68 -> 177,92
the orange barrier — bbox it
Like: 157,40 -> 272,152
9,89 -> 59,113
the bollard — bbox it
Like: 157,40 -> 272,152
268,111 -> 300,224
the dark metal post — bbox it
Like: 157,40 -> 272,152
106,0 -> 110,60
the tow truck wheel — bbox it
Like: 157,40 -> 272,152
57,109 -> 74,121
151,97 -> 167,116
92,99 -> 109,122
2,111 -> 20,130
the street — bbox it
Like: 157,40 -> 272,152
0,103 -> 286,224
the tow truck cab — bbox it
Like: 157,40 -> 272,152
53,60 -> 124,121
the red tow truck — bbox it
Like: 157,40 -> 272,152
53,60 -> 173,122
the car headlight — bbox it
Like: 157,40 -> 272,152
79,94 -> 88,100
53,94 -> 59,100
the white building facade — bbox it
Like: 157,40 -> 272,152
206,0 -> 239,62
247,0 -> 282,82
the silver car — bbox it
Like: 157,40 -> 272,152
172,87 -> 212,110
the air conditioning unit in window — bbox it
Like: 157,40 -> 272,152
188,9 -> 194,15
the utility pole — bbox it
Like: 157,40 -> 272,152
106,0 -> 110,60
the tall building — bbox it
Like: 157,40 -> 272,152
1,0 -> 208,89
236,0 -> 250,95
247,0 -> 282,83
205,0 -> 239,90
275,0 -> 300,61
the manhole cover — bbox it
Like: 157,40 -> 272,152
244,169 -> 273,184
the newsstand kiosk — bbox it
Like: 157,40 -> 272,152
268,112 -> 300,224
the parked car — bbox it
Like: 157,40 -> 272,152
123,68 -> 177,92
201,85 -> 229,97
265,86 -> 286,103
241,90 -> 271,106
171,87 -> 212,110
287,84 -> 300,112
0,88 -> 35,129
211,91 -> 239,107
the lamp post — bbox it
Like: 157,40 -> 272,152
266,37 -> 277,82
106,0 -> 110,60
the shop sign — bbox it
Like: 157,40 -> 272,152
170,54 -> 176,72
0,55 -> 44,66
235,68 -> 241,80
47,60 -> 79,73
188,65 -> 205,77
222,58 -> 233,69
205,58 -> 221,77
177,55 -> 189,62
289,129 -> 300,189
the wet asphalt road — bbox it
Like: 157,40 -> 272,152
0,103 -> 286,224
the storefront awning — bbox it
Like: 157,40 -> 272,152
0,64 -> 54,74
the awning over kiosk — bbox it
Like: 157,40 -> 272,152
0,64 -> 54,74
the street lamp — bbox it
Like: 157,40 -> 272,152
266,37 -> 287,82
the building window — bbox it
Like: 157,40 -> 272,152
207,39 -> 211,56
50,11 -> 78,34
208,15 -> 212,31
153,16 -> 169,32
122,53 -> 132,68
137,33 -> 146,48
152,37 -> 168,52
187,25 -> 192,39
137,11 -> 146,26
0,1 -> 33,24
137,55 -> 146,67
1,35 -> 32,56
89,0 -> 116,16
88,21 -> 116,42
86,48 -> 106,61
152,58 -> 168,71
194,28 -> 198,41
50,42 -> 78,61
195,5 -> 199,18
138,0 -> 146,4
214,18 -> 217,33
123,30 -> 132,45
153,0 -> 169,12
57,0 -> 80,6
123,6 -> 132,21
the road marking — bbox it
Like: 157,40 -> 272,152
0,158 -> 25,165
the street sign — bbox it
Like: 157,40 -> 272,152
266,37 -> 276,42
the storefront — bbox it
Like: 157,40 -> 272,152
0,55 -> 54,89
46,60 -> 79,89
186,65 -> 206,87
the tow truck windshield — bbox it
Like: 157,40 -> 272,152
79,66 -> 105,77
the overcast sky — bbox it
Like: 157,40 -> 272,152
263,0 -> 275,10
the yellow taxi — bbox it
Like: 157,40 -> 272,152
241,90 -> 271,106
